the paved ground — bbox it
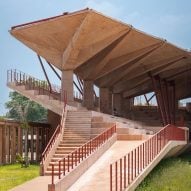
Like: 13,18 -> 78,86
9,176 -> 51,191
68,140 -> 143,191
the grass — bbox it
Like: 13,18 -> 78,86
0,163 -> 39,191
136,154 -> 191,191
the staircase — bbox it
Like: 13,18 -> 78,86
7,69 -> 75,115
45,110 -> 93,175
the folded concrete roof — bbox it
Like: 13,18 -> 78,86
10,8 -> 191,99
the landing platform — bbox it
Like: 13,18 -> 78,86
68,140 -> 143,191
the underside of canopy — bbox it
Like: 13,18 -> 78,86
10,8 -> 191,99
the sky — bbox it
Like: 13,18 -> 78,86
1,0 -> 191,115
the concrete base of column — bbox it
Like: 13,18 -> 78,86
121,98 -> 133,117
83,80 -> 94,110
113,93 -> 122,116
48,110 -> 61,129
100,88 -> 112,114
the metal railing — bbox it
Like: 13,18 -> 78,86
110,125 -> 188,191
7,69 -> 64,101
41,103 -> 67,174
51,125 -> 117,184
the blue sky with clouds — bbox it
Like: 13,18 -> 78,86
1,0 -> 191,115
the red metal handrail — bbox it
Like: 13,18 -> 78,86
41,99 -> 67,174
110,125 -> 187,191
51,125 -> 117,184
7,69 -> 62,98
41,124 -> 61,164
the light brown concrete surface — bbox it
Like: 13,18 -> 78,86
9,176 -> 51,191
68,140 -> 143,191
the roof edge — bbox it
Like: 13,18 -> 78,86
11,8 -> 90,31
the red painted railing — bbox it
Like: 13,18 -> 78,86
110,125 -> 188,191
7,69 -> 66,101
41,124 -> 61,163
51,125 -> 116,184
41,100 -> 67,174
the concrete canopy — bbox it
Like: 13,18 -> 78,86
10,8 -> 191,99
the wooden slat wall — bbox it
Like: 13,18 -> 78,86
0,120 -> 51,165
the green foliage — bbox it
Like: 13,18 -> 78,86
136,154 -> 191,191
0,116 -> 5,121
15,154 -> 29,168
0,163 -> 39,191
5,91 -> 47,122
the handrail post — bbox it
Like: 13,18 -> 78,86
110,164 -> 112,191
63,158 -> 65,176
59,161 -> 61,179
51,164 -> 54,185
68,155 -> 70,172
72,153 -> 74,169
120,158 -> 122,190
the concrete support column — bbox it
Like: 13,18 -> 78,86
61,70 -> 74,105
83,80 -> 94,110
48,110 -> 61,129
113,93 -> 122,116
121,98 -> 133,117
100,88 -> 112,114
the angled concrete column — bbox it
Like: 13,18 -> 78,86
61,70 -> 74,105
83,80 -> 94,110
113,93 -> 122,116
121,98 -> 133,117
100,88 -> 112,114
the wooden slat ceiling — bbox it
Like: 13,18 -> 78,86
10,8 -> 191,98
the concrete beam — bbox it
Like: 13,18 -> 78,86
75,29 -> 130,80
113,55 -> 186,86
62,12 -> 91,70
112,56 -> 185,95
95,41 -> 165,86
123,84 -> 152,98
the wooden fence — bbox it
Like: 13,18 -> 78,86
0,119 -> 52,164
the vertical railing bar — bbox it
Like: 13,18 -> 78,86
110,164 -> 113,191
124,156 -> 126,188
120,159 -> 122,191
115,161 -> 118,191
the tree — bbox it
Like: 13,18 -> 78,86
5,91 -> 47,166
6,91 -> 47,122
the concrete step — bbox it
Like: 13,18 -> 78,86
62,136 -> 91,139
57,147 -> 79,150
64,127 -> 91,130
61,140 -> 88,144
58,143 -> 85,147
